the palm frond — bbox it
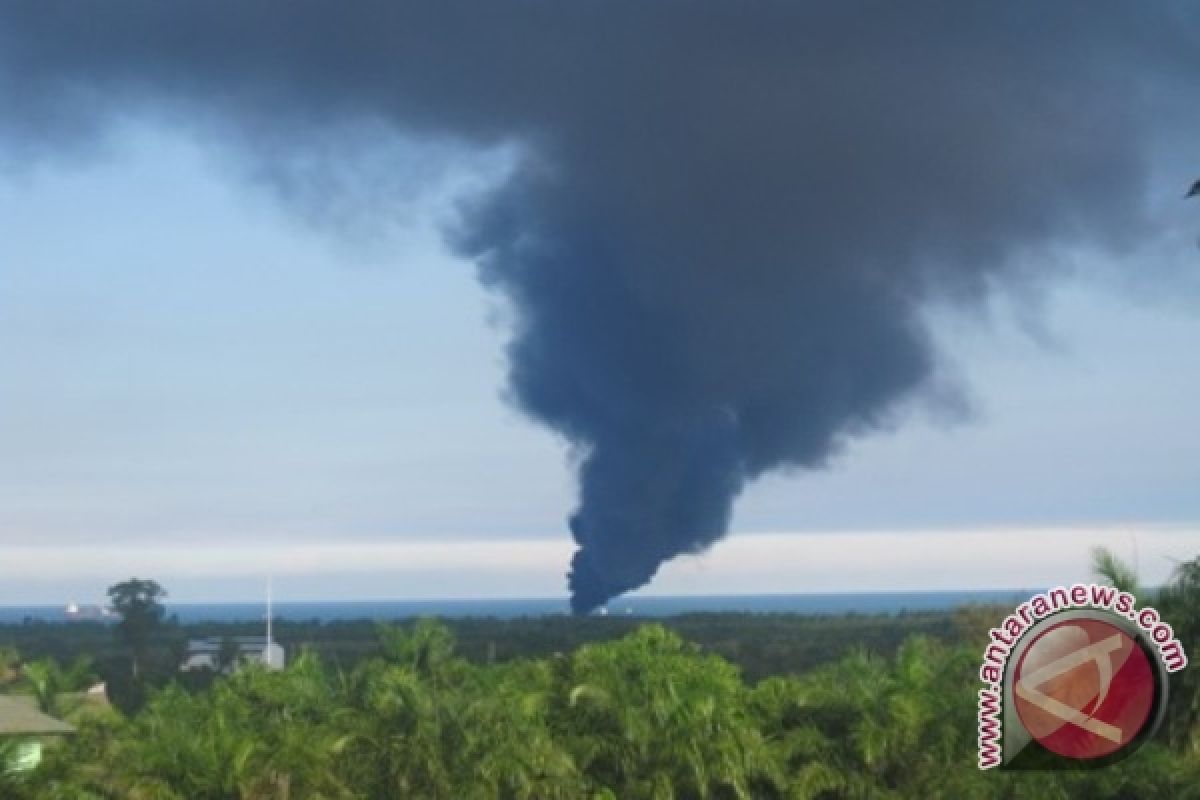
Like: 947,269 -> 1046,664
1091,546 -> 1139,595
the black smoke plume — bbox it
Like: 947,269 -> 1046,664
0,3 -> 1195,611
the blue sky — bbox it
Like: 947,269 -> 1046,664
1,123 -> 1198,604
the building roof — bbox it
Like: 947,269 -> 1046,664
185,636 -> 279,654
0,695 -> 75,736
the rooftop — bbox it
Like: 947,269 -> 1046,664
185,636 -> 276,653
0,695 -> 75,736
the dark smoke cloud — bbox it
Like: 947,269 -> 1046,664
1,2 -> 1195,611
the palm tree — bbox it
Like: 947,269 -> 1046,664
1091,545 -> 1140,597
1157,555 -> 1200,754
337,625 -> 462,798
22,656 -> 95,717
46,653 -> 352,800
455,660 -> 582,799
557,625 -> 778,798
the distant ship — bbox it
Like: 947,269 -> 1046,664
64,602 -> 114,620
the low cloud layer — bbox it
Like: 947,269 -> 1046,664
1,2 -> 1196,610
3,525 -> 1196,606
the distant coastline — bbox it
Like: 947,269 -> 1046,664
0,589 -> 1040,624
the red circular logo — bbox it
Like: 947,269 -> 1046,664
1013,618 -> 1155,759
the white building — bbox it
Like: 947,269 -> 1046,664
180,636 -> 285,673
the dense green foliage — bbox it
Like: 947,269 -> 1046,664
19,656 -> 95,716
1158,556 -> 1200,755
0,615 -> 1193,799
2,556 -> 1197,798
0,608 -> 966,709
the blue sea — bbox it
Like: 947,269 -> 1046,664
0,589 -> 1037,624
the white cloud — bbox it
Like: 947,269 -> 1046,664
1,524 -> 1193,603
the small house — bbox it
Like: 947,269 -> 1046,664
0,695 -> 75,772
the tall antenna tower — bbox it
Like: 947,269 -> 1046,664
265,575 -> 274,668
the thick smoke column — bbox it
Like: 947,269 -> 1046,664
0,3 -> 1195,611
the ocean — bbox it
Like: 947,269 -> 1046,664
0,589 -> 1038,624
